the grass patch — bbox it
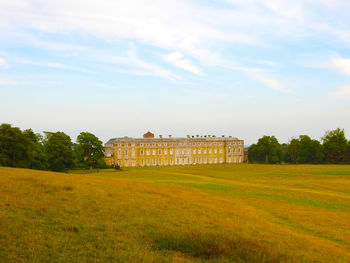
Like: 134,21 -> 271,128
1,164 -> 350,262
152,230 -> 293,262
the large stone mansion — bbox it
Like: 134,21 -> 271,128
104,131 -> 244,167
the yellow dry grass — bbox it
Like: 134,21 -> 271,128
1,164 -> 350,262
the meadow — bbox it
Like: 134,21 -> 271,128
1,164 -> 350,262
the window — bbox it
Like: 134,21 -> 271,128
152,150 -> 156,155
140,150 -> 144,155
209,149 -> 212,154
158,150 -> 162,155
220,149 -> 223,153
164,150 -> 167,154
125,150 -> 128,156
146,150 -> 150,155
193,149 -> 196,154
214,149 -> 217,154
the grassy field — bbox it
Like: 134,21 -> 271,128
1,164 -> 350,262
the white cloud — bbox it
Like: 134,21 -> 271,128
92,83 -> 118,89
163,52 -> 203,75
19,39 -> 180,81
1,0 -> 349,88
253,74 -> 291,94
1,0 -> 349,55
0,79 -> 25,86
0,58 -> 9,68
329,86 -> 350,98
330,57 -> 350,76
17,58 -> 79,71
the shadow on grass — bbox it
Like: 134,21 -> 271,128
151,230 -> 296,262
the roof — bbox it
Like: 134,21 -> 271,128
105,138 -> 117,145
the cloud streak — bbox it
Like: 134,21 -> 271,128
163,52 -> 203,76
331,57 -> 350,76
0,57 -> 9,68
329,86 -> 350,98
17,58 -> 79,71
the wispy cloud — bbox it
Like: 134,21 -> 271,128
25,39 -> 180,81
0,79 -> 25,86
329,86 -> 350,98
330,57 -> 350,76
253,74 -> 291,94
91,82 -> 118,89
17,58 -> 79,71
0,58 -> 9,68
1,0 -> 349,90
163,52 -> 203,76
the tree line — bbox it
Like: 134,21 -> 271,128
248,128 -> 350,164
0,123 -> 106,172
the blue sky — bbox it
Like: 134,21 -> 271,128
1,0 -> 350,144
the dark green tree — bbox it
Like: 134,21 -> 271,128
0,124 -> 29,167
247,143 -> 259,163
248,136 -> 282,164
296,135 -> 324,164
22,129 -> 48,170
322,128 -> 348,163
44,132 -> 73,172
74,132 -> 105,171
285,138 -> 299,163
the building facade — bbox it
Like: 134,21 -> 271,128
105,132 -> 244,167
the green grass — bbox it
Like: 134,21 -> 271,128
1,164 -> 350,262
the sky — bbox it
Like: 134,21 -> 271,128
0,0 -> 350,145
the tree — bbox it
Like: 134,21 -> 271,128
248,136 -> 282,164
22,129 -> 48,170
74,132 -> 105,171
44,132 -> 73,172
322,128 -> 348,163
296,135 -> 324,164
285,138 -> 299,164
0,124 -> 29,167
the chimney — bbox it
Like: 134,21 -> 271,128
208,135 -> 211,138
196,135 -> 199,138
169,135 -> 172,138
159,135 -> 163,139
